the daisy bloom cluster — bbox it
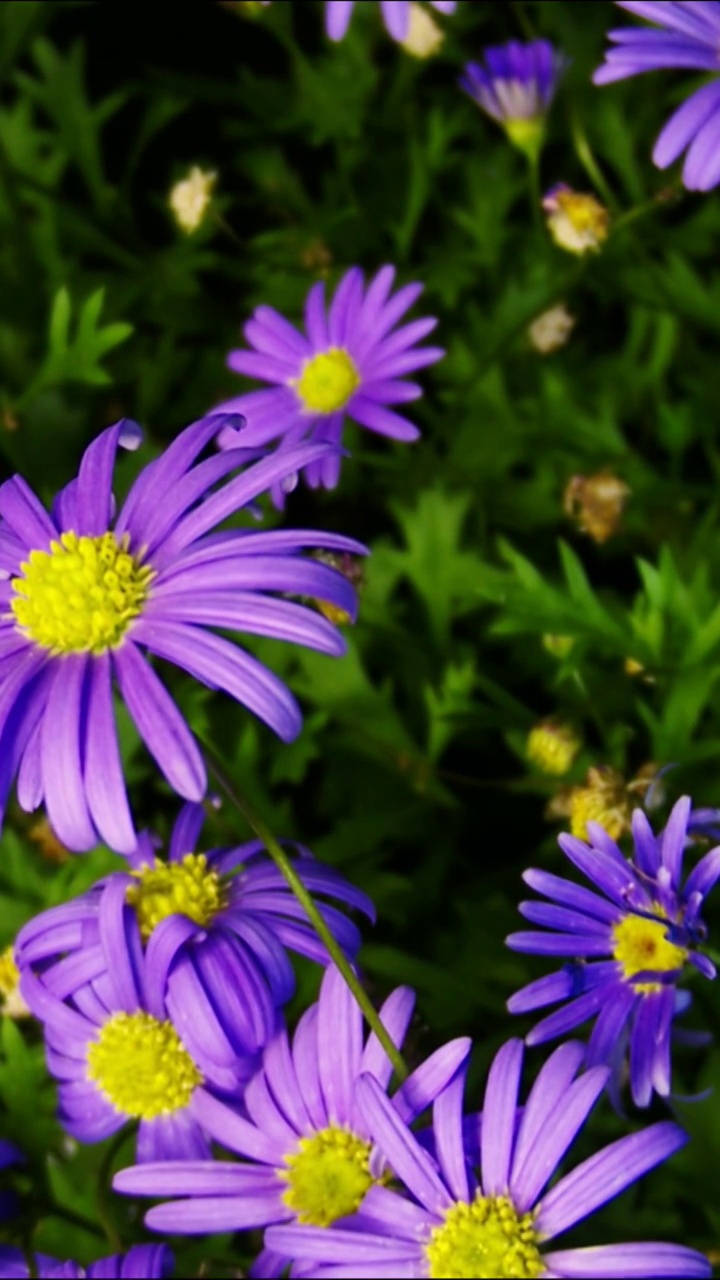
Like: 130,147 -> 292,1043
507,797 -> 720,1106
115,964 -> 471,1274
265,1039 -> 709,1278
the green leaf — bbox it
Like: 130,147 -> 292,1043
18,287 -> 132,405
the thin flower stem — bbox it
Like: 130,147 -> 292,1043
203,745 -> 409,1083
568,106 -> 618,212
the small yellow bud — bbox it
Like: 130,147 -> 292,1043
528,304 -> 575,354
564,469 -> 630,544
29,816 -> 71,864
542,184 -> 610,256
527,720 -> 580,776
400,3 -> 444,58
169,166 -> 218,234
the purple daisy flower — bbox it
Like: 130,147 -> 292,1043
0,414 -> 364,854
266,1039 -> 709,1279
0,1245 -> 173,1279
114,964 -> 471,1279
506,796 -> 720,1107
460,40 -> 567,151
17,802 -> 374,1086
325,1 -> 456,43
18,924 -> 255,1162
216,266 -> 444,500
594,2 -> 720,191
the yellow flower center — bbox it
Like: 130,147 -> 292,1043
612,913 -> 687,993
280,1126 -> 376,1226
546,190 -> 610,256
86,1011 -> 203,1120
426,1194 -> 543,1279
11,531 -> 153,655
127,854 -> 227,943
294,348 -> 360,414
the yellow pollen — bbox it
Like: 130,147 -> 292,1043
0,945 -> 29,1019
293,348 -> 360,415
127,854 -> 227,943
86,1011 -> 202,1120
526,721 -> 580,776
612,913 -> 687,993
426,1194 -> 543,1280
280,1126 -> 377,1226
11,531 -> 153,655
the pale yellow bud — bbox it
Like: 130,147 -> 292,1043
400,3 -> 444,58
527,720 -> 581,776
528,304 -> 576,354
0,946 -> 30,1020
543,185 -> 610,256
169,166 -> 218,234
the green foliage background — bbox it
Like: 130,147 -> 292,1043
0,0 -> 719,1272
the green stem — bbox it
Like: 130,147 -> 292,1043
95,1130 -> 127,1253
568,106 -> 617,211
203,746 -> 409,1083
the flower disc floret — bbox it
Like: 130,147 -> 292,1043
281,1126 -> 375,1226
127,853 -> 227,941
295,348 -> 361,414
426,1194 -> 543,1280
612,913 -> 687,989
86,1011 -> 202,1119
11,531 -> 152,655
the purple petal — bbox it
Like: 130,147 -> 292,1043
153,556 -> 358,621
304,280 -> 329,347
19,970 -> 92,1042
114,1160 -> 280,1196
359,986 -> 415,1091
518,902 -> 610,935
75,420 -> 142,537
133,619 -> 301,742
535,1121 -> 688,1239
586,983 -> 637,1068
0,476 -> 57,549
147,592 -> 346,656
508,969 -> 581,1015
357,1074 -> 451,1215
41,656 -> 98,851
543,1242 -> 711,1278
683,94 -> 720,189
511,1066 -> 609,1212
380,0 -> 410,40
136,1110 -> 210,1163
506,932 -> 611,957
480,1039 -> 523,1196
510,1042 -> 586,1177
292,1005 -> 327,1130
684,845 -> 720,901
143,914 -> 198,1021
98,877 -> 142,1012
325,0 -> 355,40
146,1192 -> 286,1234
244,1072 -> 299,1150
190,1087 -> 283,1164
349,397 -> 420,442
249,305 -> 311,359
525,987 -> 613,1045
168,802 -> 206,862
432,1064 -> 469,1202
84,654 -> 136,854
392,1037 -> 472,1128
317,966 -> 363,1127
660,796 -> 691,884
113,642 -> 206,799
629,992 -> 665,1108
631,808 -> 661,877
263,1027 -> 312,1135
265,1224 -> 420,1265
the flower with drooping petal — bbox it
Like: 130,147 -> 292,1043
114,965 -> 471,1278
265,1038 -> 708,1278
594,2 -> 720,191
0,414 -> 364,854
18,926 -> 257,1162
460,39 -> 567,157
216,267 -> 444,501
17,802 -> 374,1088
0,1244 -> 173,1279
506,796 -> 720,1107
325,1 -> 455,43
